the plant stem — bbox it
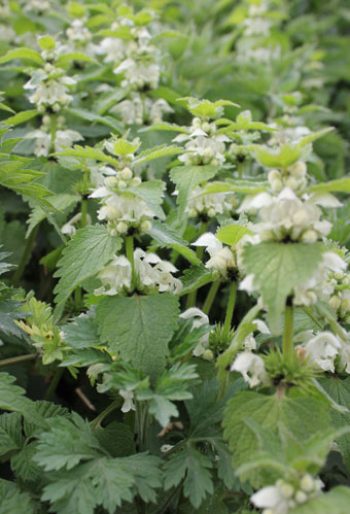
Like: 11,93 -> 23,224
282,303 -> 294,360
44,367 -> 64,401
125,235 -> 135,285
90,399 -> 120,429
223,282 -> 237,336
12,226 -> 39,286
80,197 -> 88,228
0,354 -> 36,367
202,280 -> 220,315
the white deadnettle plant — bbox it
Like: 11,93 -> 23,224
2,3 -> 350,513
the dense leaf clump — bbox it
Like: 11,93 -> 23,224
1,1 -> 350,513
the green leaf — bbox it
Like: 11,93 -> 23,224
0,373 -> 44,425
56,145 -> 119,166
11,442 -> 42,482
0,160 -> 51,207
0,47 -> 44,65
54,225 -> 121,312
223,391 -> 331,487
27,193 -> 80,236
34,413 -> 103,471
251,144 -> 302,169
216,223 -> 252,246
180,266 -> 214,296
133,144 -> 181,166
147,221 -> 201,266
290,486 -> 350,514
308,177 -> 350,194
199,179 -> 268,195
318,376 -> 350,469
62,312 -> 100,349
129,180 -> 165,220
0,479 -> 36,514
67,108 -> 123,134
170,165 -> 220,224
56,52 -> 96,67
242,242 -> 325,333
164,446 -> 213,508
96,293 -> 179,377
0,413 -> 23,456
3,110 -> 39,127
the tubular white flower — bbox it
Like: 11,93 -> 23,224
302,332 -> 342,372
231,351 -> 268,388
94,256 -> 132,296
119,389 -> 136,413
180,308 -> 210,357
187,186 -> 236,219
134,248 -> 182,294
193,233 -> 236,275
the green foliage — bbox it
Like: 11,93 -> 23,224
96,293 -> 179,376
242,242 -> 325,333
54,225 -> 121,311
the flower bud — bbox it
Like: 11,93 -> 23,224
140,220 -> 152,233
295,491 -> 308,504
120,167 -> 133,180
300,474 -> 315,493
116,221 -> 128,234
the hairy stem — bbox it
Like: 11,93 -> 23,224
202,280 -> 220,315
282,303 -> 294,360
125,235 -> 135,285
12,226 -> 39,286
90,399 -> 120,429
44,367 -> 64,401
0,353 -> 36,367
223,282 -> 237,336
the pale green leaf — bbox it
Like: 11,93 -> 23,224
216,223 -> 252,246
242,242 -> 325,333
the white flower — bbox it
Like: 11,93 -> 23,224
302,332 -> 341,372
119,389 -> 135,413
180,308 -> 210,356
187,186 -> 236,218
61,213 -> 82,237
193,233 -> 235,275
55,129 -> 83,152
26,129 -> 51,157
95,256 -> 132,296
251,484 -> 290,514
241,188 -> 332,242
231,351 -> 268,388
134,249 -> 182,294
24,71 -> 76,112
178,135 -> 227,166
114,58 -> 160,90
251,476 -> 323,514
293,251 -> 346,306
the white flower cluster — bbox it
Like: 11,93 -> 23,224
297,331 -> 350,374
26,115 -> 83,157
90,169 -> 154,236
328,270 -> 350,322
22,0 -> 50,13
95,249 -> 181,296
24,64 -> 76,113
239,188 -> 339,243
187,186 -> 237,219
112,94 -> 173,126
251,474 -> 323,514
58,18 -> 97,57
99,12 -> 172,125
174,117 -> 229,166
193,234 -> 236,277
236,0 -> 282,64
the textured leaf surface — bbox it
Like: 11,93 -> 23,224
54,225 -> 120,311
242,242 -> 325,333
291,487 -> 350,514
96,293 -> 179,376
